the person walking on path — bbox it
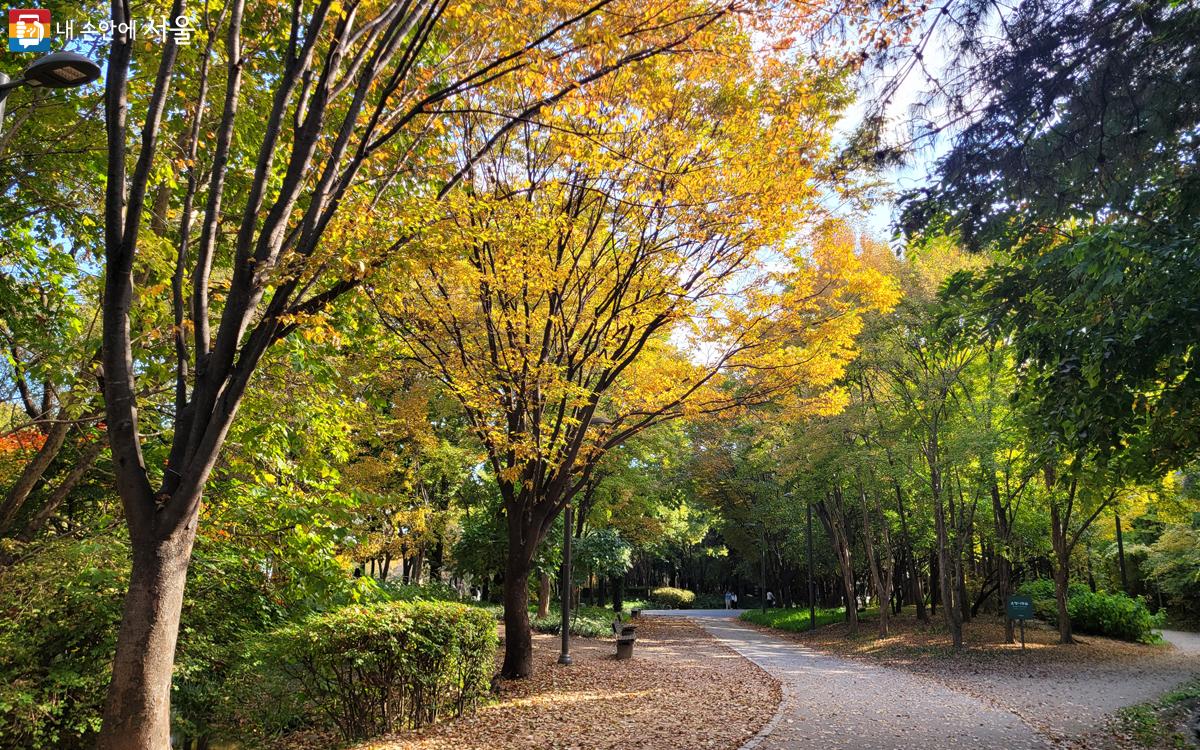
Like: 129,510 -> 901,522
724,590 -> 734,609
766,590 -> 776,608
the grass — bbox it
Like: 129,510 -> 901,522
1114,678 -> 1200,748
531,604 -> 628,637
739,606 -> 852,632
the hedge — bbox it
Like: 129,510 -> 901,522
1016,579 -> 1161,643
229,600 -> 497,742
648,586 -> 695,609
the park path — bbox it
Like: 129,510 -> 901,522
644,610 -> 1051,750
1161,629 -> 1200,655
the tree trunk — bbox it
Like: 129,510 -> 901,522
859,484 -> 893,638
1115,512 -> 1128,594
894,480 -> 927,623
816,489 -> 858,634
536,572 -> 552,619
932,462 -> 963,648
97,520 -> 197,749
928,550 -> 938,616
18,436 -> 106,541
1050,503 -> 1074,644
0,418 -> 71,535
500,527 -> 535,678
989,478 -> 1015,643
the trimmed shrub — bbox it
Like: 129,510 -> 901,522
1068,590 -> 1162,644
648,586 -> 695,609
1016,578 -> 1161,642
230,600 -> 496,743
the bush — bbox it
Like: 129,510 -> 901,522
380,580 -> 466,603
648,586 -> 695,609
531,605 -> 613,637
693,593 -> 728,609
0,536 -> 126,750
1016,578 -> 1161,643
0,534 -> 287,750
1016,578 -> 1091,602
1145,525 -> 1200,614
1068,590 -> 1162,644
230,600 -> 496,743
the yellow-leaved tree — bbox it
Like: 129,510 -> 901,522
370,25 -> 899,676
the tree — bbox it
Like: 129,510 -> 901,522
97,0 -> 759,743
901,0 -> 1200,477
371,28 -> 896,673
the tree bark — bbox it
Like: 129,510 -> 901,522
859,484 -> 893,637
931,459 -> 963,648
1114,512 -> 1128,594
989,477 -> 1015,643
99,518 -> 197,749
893,480 -> 927,623
816,488 -> 858,634
536,572 -> 552,619
1050,502 -> 1074,644
500,516 -> 536,678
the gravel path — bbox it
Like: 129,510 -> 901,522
1161,629 -> 1200,655
646,610 -> 1049,750
642,611 -> 1200,750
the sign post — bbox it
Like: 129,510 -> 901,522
1006,595 -> 1034,651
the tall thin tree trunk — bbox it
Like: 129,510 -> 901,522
18,437 -> 106,541
0,418 -> 71,535
816,488 -> 858,634
989,478 -> 1015,643
859,484 -> 893,637
894,480 -> 927,623
536,572 -> 552,619
932,460 -> 963,648
1115,512 -> 1128,594
1050,502 -> 1074,644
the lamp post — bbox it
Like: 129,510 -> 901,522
0,51 -> 101,136
558,412 -> 611,666
558,502 -> 573,666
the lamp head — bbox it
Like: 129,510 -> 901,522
23,51 -> 101,89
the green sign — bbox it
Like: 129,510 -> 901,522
1006,595 -> 1034,620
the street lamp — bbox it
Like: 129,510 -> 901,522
558,411 -> 613,666
0,51 -> 101,134
558,502 -> 574,666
